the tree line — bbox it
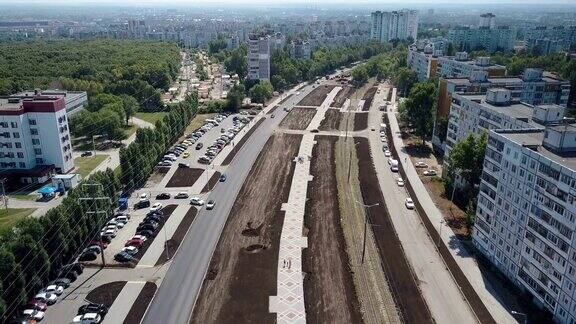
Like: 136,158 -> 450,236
0,39 -> 180,112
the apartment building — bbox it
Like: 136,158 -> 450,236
291,40 -> 311,60
370,9 -> 418,43
0,95 -> 74,184
437,53 -> 507,79
524,26 -> 576,54
437,69 -> 571,121
473,122 -> 576,323
406,43 -> 442,81
247,34 -> 271,81
448,25 -> 516,53
14,89 -> 88,115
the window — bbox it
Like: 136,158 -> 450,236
32,138 -> 40,145
12,132 -> 19,138
10,122 -> 17,128
35,158 -> 43,164
30,129 -> 38,135
28,119 -> 36,125
34,148 -> 42,155
17,152 -> 23,158
18,162 -> 25,168
15,142 -> 21,148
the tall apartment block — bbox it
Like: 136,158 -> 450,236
291,40 -> 311,60
524,26 -> 576,54
370,9 -> 418,43
0,94 -> 74,184
247,34 -> 271,81
474,122 -> 576,322
479,13 -> 496,29
448,15 -> 516,53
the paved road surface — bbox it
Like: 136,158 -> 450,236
142,84 -> 313,324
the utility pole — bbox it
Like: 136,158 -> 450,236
0,178 -> 7,209
356,200 -> 380,264
80,182 -> 110,267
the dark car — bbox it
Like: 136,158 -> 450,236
78,251 -> 98,262
136,229 -> 155,238
156,193 -> 171,200
78,303 -> 108,316
49,278 -> 71,289
89,240 -> 108,249
195,143 -> 203,150
81,151 -> 93,157
136,200 -> 151,209
178,162 -> 190,168
137,223 -> 157,232
84,246 -> 101,255
100,235 -> 113,244
59,270 -> 78,281
144,215 -> 162,223
219,174 -> 227,182
114,252 -> 134,263
26,299 -> 48,311
147,210 -> 163,217
140,219 -> 159,227
60,263 -> 84,276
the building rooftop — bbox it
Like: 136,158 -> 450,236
459,93 -> 540,126
496,129 -> 576,170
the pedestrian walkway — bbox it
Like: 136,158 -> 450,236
137,204 -> 192,267
269,133 -> 315,324
385,87 -> 515,323
102,281 -> 145,324
306,87 -> 341,130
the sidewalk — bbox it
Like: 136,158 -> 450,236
385,86 -> 515,324
102,281 -> 145,324
269,134 -> 314,324
306,87 -> 341,130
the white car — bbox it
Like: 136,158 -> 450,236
122,246 -> 139,255
384,150 -> 391,157
139,193 -> 149,202
388,158 -> 398,165
423,169 -> 438,176
116,215 -> 129,224
175,192 -> 189,199
190,197 -> 205,206
103,228 -> 117,238
43,284 -> 64,295
72,313 -> 102,324
150,203 -> 163,212
379,131 -> 386,137
379,136 -> 386,142
405,198 -> 415,209
132,235 -> 148,242
23,309 -> 45,321
35,292 -> 57,305
397,177 -> 405,186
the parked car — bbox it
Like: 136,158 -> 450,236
72,312 -> 102,324
198,156 -> 211,164
190,197 -> 205,206
397,177 -> 405,187
22,309 -> 45,321
137,223 -> 157,232
205,150 -> 217,157
122,246 -> 139,256
99,235 -> 112,244
178,162 -> 191,168
81,151 -> 93,157
144,215 -> 162,223
114,252 -> 134,263
156,193 -> 171,200
415,161 -> 428,168
136,229 -> 155,238
182,151 -> 190,158
423,169 -> 437,176
60,263 -> 84,276
131,235 -> 148,242
116,215 -> 129,224
384,150 -> 391,157
101,228 -> 117,238
34,292 -> 57,305
149,203 -> 163,212
219,174 -> 227,182
83,246 -> 101,255
124,239 -> 144,248
49,278 -> 71,289
77,303 -> 108,316
196,143 -> 203,150
405,198 -> 415,209
78,251 -> 98,262
136,199 -> 151,209
206,200 -> 216,210
175,192 -> 189,199
25,299 -> 48,311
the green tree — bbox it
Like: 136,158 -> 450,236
446,132 -> 487,187
398,82 -> 436,144
435,117 -> 449,142
226,83 -> 245,112
394,67 -> 418,95
249,81 -> 274,104
0,248 -> 26,315
121,94 -> 139,124
224,44 -> 248,79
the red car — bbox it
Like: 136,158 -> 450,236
26,299 -> 48,311
89,241 -> 108,249
124,239 -> 144,248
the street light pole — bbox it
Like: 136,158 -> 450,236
356,200 -> 379,264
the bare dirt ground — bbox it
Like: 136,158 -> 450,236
201,171 -> 221,193
362,87 -> 377,111
222,118 -> 264,166
350,79 -> 375,111
166,168 -> 204,187
302,135 -> 363,324
123,282 -> 158,324
191,133 -> 302,324
331,86 -> 354,108
279,108 -> 317,130
143,169 -> 169,188
86,281 -> 127,307
297,85 -> 336,106
354,137 -> 433,324
353,112 -> 368,131
318,109 -> 343,131
155,206 -> 197,266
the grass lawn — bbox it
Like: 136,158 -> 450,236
9,194 -> 38,201
0,208 -> 36,230
134,112 -> 168,125
123,123 -> 139,137
185,113 -> 216,133
74,154 -> 108,178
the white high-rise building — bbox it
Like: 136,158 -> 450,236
247,34 -> 271,81
370,9 -> 418,43
479,13 -> 496,29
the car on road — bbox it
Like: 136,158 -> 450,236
34,292 -> 57,305
397,177 -> 405,186
206,200 -> 216,210
72,312 -> 102,324
122,246 -> 139,256
114,251 -> 134,263
81,151 -> 93,157
380,136 -> 386,142
116,215 -> 129,224
423,169 -> 437,176
415,161 -> 428,168
182,151 -> 190,158
271,114 -> 275,118
125,239 -> 144,248
77,303 -> 108,317
22,309 -> 45,321
219,174 -> 227,182
150,202 -> 163,212
156,193 -> 171,200
196,143 -> 203,150
136,229 -> 155,238
26,299 -> 48,311
384,150 -> 391,157
405,198 -> 415,209
388,158 -> 398,165
190,197 -> 205,206
379,131 -> 386,137
175,192 -> 189,199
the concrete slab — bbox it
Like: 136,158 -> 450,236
102,281 -> 145,324
306,87 -> 341,130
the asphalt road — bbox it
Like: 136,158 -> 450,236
142,85 -> 313,324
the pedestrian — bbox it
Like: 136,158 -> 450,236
283,259 -> 286,268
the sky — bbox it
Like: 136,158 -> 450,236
1,0 -> 575,4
